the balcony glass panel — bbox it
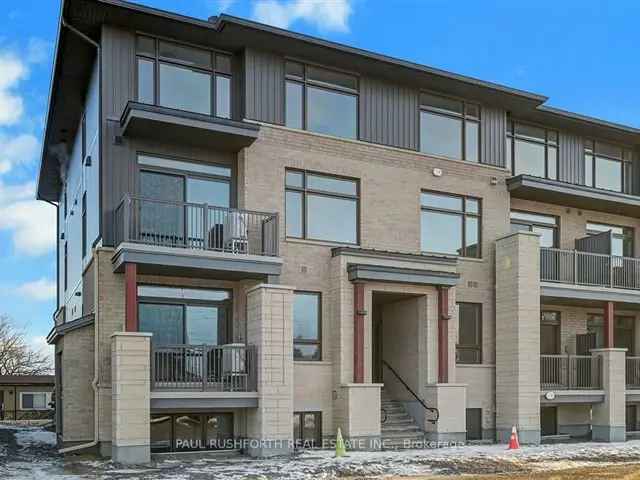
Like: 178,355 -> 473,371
159,63 -> 211,115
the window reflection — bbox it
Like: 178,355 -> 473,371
307,87 -> 357,139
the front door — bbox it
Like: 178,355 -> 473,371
627,405 -> 637,432
541,406 -> 557,436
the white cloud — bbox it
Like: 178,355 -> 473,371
16,278 -> 56,301
0,133 -> 39,175
0,181 -> 56,256
252,0 -> 352,32
0,52 -> 27,126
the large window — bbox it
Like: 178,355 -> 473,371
584,140 -> 632,193
456,303 -> 482,364
419,93 -> 480,162
136,35 -> 232,118
150,413 -> 234,453
507,121 -> 558,180
20,392 -> 50,410
293,292 -> 321,361
586,222 -> 633,257
138,286 -> 232,346
293,412 -> 321,448
285,169 -> 359,244
420,191 -> 481,257
510,211 -> 559,248
285,61 -> 358,139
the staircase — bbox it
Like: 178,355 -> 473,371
380,390 -> 425,449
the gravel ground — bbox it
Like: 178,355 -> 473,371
4,424 -> 640,479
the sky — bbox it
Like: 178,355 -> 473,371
0,0 -> 639,360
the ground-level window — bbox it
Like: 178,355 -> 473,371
293,411 -> 321,448
510,211 -> 559,248
293,292 -> 321,361
465,408 -> 482,441
20,392 -> 49,410
150,413 -> 234,452
456,303 -> 482,364
420,191 -> 481,257
285,169 -> 359,244
540,311 -> 561,355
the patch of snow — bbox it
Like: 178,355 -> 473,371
14,428 -> 56,448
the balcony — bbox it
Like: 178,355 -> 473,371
627,357 -> 640,390
112,195 -> 282,280
540,248 -> 640,304
541,355 -> 602,391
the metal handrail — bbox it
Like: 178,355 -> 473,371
382,359 -> 439,424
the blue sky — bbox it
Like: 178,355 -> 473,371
0,0 -> 638,357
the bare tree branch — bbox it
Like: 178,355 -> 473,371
0,315 -> 52,376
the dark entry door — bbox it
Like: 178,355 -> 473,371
627,405 -> 637,432
541,407 -> 557,436
0,390 -> 4,420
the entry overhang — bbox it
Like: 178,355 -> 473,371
347,264 -> 459,287
150,391 -> 258,410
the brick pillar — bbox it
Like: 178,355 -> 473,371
245,284 -> 294,457
495,231 -> 541,444
111,332 -> 151,464
124,263 -> 137,332
604,302 -> 615,349
592,348 -> 626,442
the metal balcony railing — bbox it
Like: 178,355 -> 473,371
627,357 -> 640,389
540,247 -> 640,290
114,194 -> 279,257
151,344 -> 257,392
540,354 -> 602,390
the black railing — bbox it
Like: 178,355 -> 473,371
114,195 -> 279,257
151,344 -> 257,392
382,360 -> 439,424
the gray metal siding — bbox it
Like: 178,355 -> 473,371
244,49 -> 284,124
359,77 -> 418,150
558,132 -> 583,185
101,26 -> 136,119
480,106 -> 506,167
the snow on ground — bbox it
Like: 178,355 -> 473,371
4,425 -> 640,479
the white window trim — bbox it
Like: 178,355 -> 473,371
19,392 -> 51,411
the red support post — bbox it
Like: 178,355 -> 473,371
438,287 -> 451,383
353,282 -> 365,383
604,301 -> 614,349
125,263 -> 138,332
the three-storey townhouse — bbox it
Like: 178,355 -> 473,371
40,0 -> 640,463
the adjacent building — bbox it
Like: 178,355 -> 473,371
0,375 -> 55,421
41,0 -> 640,463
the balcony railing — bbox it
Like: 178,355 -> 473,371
540,247 -> 640,290
540,354 -> 602,390
114,194 -> 279,257
627,357 -> 640,389
151,344 -> 257,392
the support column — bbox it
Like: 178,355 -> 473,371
124,263 -> 137,332
495,231 -> 541,444
353,282 -> 365,383
592,348 -> 626,442
111,332 -> 151,464
246,284 -> 294,457
604,301 -> 615,349
437,287 -> 451,383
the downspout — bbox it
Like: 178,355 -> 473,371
57,17 -> 101,455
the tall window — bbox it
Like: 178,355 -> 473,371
285,61 -> 358,139
420,191 -> 481,257
419,93 -> 480,162
456,303 -> 482,364
138,286 -> 232,346
285,169 -> 359,244
293,412 -> 321,448
507,121 -> 558,180
510,211 -> 558,248
293,292 -> 321,361
136,35 -> 232,118
584,140 -> 632,193
586,222 -> 633,257
540,311 -> 560,355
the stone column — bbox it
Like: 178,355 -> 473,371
592,348 -> 626,442
424,384 -> 467,442
245,284 -> 294,457
495,231 -> 541,444
111,332 -> 151,464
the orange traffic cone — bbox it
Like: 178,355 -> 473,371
508,425 -> 520,450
